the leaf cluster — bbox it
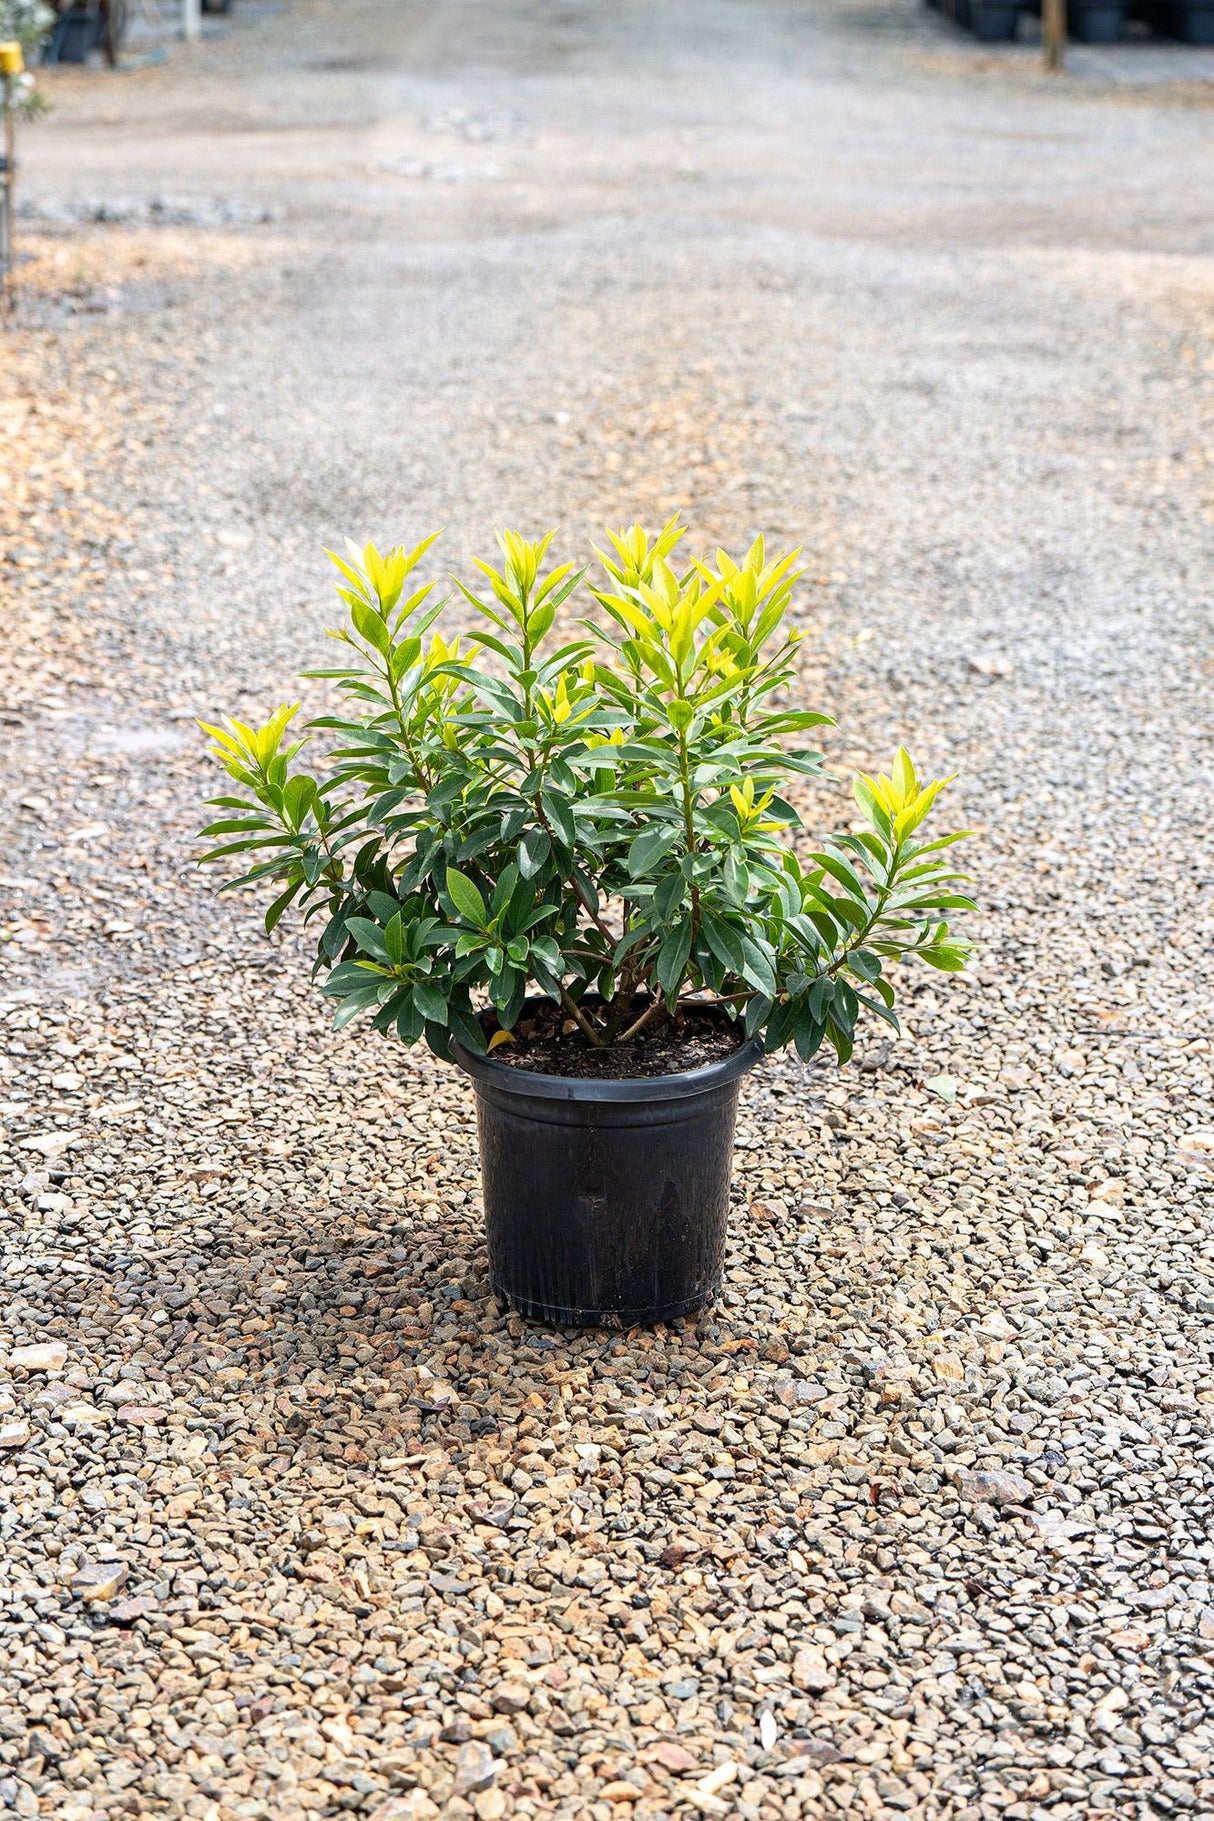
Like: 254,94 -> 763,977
0,1 -> 53,115
200,521 -> 974,1064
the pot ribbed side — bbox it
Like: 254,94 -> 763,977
455,1038 -> 761,1327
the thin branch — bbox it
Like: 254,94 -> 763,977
617,994 -> 669,1045
561,985 -> 607,1047
572,875 -> 617,948
531,791 -> 617,947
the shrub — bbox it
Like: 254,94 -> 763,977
200,521 -> 973,1065
0,0 -> 54,53
0,2 -> 54,115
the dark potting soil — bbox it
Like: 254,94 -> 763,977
487,1000 -> 747,1080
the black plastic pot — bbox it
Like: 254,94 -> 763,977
1067,0 -> 1125,35
452,1032 -> 762,1328
1172,0 -> 1214,37
970,0 -> 1022,37
48,10 -> 98,63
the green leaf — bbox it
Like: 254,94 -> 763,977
351,599 -> 392,655
739,936 -> 777,998
446,1000 -> 487,1056
198,816 -> 276,838
794,1007 -> 826,1063
345,917 -> 391,961
823,891 -> 868,932
371,984 -> 412,1031
825,1017 -> 853,1065
365,890 -> 402,924
541,789 -> 576,848
264,878 -> 302,934
814,851 -> 871,905
723,849 -> 751,904
518,827 -> 551,879
832,979 -> 859,1032
854,989 -> 900,1033
918,941 -> 970,972
627,824 -> 680,877
743,994 -> 773,1038
396,996 -> 426,1044
424,1021 -> 455,1063
807,975 -> 835,1021
763,999 -> 798,1054
528,601 -> 557,643
700,911 -> 746,975
282,774 -> 318,830
331,983 -> 385,1030
492,862 -> 520,920
653,872 -> 687,921
654,920 -> 693,998
319,912 -> 350,962
446,867 -> 487,925
412,980 -> 448,1026
847,949 -> 882,984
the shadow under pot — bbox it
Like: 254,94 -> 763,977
452,1031 -> 762,1328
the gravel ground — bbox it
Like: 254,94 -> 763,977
2,3 -> 1214,1819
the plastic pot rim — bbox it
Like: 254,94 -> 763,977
451,1030 -> 765,1104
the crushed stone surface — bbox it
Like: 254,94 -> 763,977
1,3 -> 1212,1819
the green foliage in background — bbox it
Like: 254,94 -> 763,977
200,521 -> 973,1065
0,0 -> 53,50
0,2 -> 55,116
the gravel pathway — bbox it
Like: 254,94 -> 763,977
2,3 -> 1213,1819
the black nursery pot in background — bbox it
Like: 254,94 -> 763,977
969,0 -> 1022,39
1172,0 -> 1214,39
1068,0 -> 1126,35
1128,0 -> 1214,39
47,9 -> 97,62
453,1037 -> 763,1328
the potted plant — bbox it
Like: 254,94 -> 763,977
0,2 -> 53,104
200,521 -> 973,1327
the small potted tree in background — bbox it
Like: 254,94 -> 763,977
0,2 -> 54,75
201,522 -> 973,1327
0,4 -> 53,114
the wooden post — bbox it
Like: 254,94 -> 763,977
1,93 -> 13,296
0,43 -> 24,300
182,0 -> 201,40
1042,0 -> 1066,66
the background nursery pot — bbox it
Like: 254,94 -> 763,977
1067,0 -> 1125,35
453,1030 -> 762,1327
968,0 -> 1022,37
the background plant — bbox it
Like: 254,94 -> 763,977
0,1 -> 54,116
200,521 -> 973,1064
